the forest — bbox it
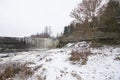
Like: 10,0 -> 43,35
59,0 -> 120,46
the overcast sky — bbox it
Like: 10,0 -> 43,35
0,0 -> 81,37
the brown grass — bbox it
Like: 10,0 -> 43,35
0,62 -> 34,80
26,61 -> 35,65
114,54 -> 120,61
69,49 -> 92,65
114,56 -> 120,61
34,65 -> 42,71
37,75 -> 43,80
69,51 -> 81,61
71,72 -> 82,80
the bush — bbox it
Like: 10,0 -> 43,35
0,62 -> 34,80
69,51 -> 81,61
69,49 -> 91,65
114,55 -> 120,61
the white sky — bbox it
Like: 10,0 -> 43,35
0,0 -> 81,37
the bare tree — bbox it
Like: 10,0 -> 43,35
31,26 -> 52,38
70,0 -> 102,44
71,0 -> 102,22
43,26 -> 52,38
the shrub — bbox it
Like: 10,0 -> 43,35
34,65 -> 42,71
69,49 -> 92,65
69,51 -> 81,61
114,54 -> 120,61
0,62 -> 34,80
37,75 -> 43,80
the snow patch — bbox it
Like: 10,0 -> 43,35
0,42 -> 120,80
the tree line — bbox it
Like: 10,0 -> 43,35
61,0 -> 120,45
30,26 -> 52,38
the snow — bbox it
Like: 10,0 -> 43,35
0,42 -> 120,80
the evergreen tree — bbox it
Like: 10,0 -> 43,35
64,26 -> 69,35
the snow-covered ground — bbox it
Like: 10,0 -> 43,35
0,42 -> 120,80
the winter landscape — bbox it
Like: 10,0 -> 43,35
0,0 -> 120,80
0,42 -> 120,80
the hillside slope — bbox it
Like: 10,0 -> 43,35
0,42 -> 120,80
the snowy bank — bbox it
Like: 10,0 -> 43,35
0,42 -> 120,80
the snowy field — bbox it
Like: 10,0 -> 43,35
0,42 -> 120,80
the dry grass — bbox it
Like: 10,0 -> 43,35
0,62 -> 34,80
26,61 -> 35,65
37,75 -> 43,80
114,54 -> 120,61
69,49 -> 92,65
71,72 -> 82,80
34,65 -> 42,71
0,59 -> 3,62
69,51 -> 81,61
